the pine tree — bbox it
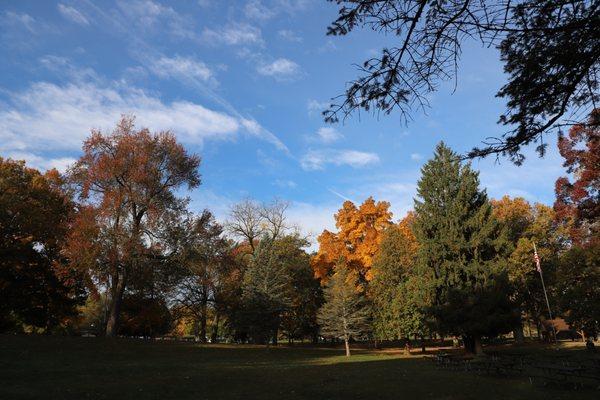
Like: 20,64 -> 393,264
317,264 -> 371,356
414,143 -> 518,354
240,236 -> 292,344
370,214 -> 429,343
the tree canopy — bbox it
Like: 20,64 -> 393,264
324,0 -> 600,163
67,116 -> 201,336
0,158 -> 82,332
312,197 -> 392,282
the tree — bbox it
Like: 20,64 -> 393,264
324,1 -> 600,163
312,197 -> 392,283
238,235 -> 304,344
226,198 -> 290,253
68,116 -> 200,336
370,213 -> 429,342
555,109 -> 600,246
556,244 -> 600,340
317,264 -> 372,356
279,240 -> 323,344
118,294 -> 172,337
0,158 -> 83,332
414,143 -> 518,354
492,197 -> 566,341
173,210 -> 232,342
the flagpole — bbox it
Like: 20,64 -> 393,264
533,242 -> 557,343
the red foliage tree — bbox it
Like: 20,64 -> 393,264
554,109 -> 599,246
68,116 -> 200,336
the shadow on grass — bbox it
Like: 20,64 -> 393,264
0,335 -> 597,400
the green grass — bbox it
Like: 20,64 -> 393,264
0,335 -> 597,400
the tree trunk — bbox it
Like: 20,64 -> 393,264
272,317 -> 280,346
344,336 -> 351,357
199,298 -> 207,343
210,313 -> 219,343
105,269 -> 126,337
513,313 -> 525,343
420,336 -> 426,353
463,335 -> 474,354
312,332 -> 318,345
473,336 -> 483,355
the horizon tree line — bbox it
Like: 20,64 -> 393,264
1,113 -> 598,356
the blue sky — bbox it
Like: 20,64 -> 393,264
0,0 -> 566,242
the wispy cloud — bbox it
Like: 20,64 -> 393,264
0,79 -> 243,154
328,188 -> 355,202
244,0 -> 276,21
1,11 -> 37,33
201,23 -> 263,46
274,0 -> 313,13
277,29 -> 302,42
410,153 -> 423,161
257,58 -> 301,80
0,10 -> 58,45
116,0 -> 196,39
315,127 -> 343,143
75,2 -> 289,154
150,55 -> 214,84
4,152 -> 76,173
57,4 -> 89,26
301,149 -> 379,170
274,179 -> 297,189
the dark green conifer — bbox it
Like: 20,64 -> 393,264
414,143 -> 517,354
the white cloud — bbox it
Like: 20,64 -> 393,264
257,58 -> 300,80
5,152 -> 76,173
301,149 -> 379,170
1,11 -> 35,32
57,4 -> 89,26
244,0 -> 275,21
150,55 -> 214,83
0,10 -> 57,42
116,0 -> 196,39
286,201 -> 338,249
277,29 -> 302,42
201,23 -> 263,46
410,153 -> 423,161
0,77 -> 281,160
315,127 -> 343,143
274,0 -> 313,13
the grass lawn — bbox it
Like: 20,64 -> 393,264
0,335 -> 597,400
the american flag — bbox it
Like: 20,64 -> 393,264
533,247 -> 542,273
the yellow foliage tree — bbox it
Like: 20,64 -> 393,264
311,197 -> 392,282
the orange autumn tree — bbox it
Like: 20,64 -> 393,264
312,197 -> 392,283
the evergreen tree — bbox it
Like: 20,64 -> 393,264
318,264 -> 371,356
239,235 -> 297,344
413,143 -> 518,354
370,214 -> 429,344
